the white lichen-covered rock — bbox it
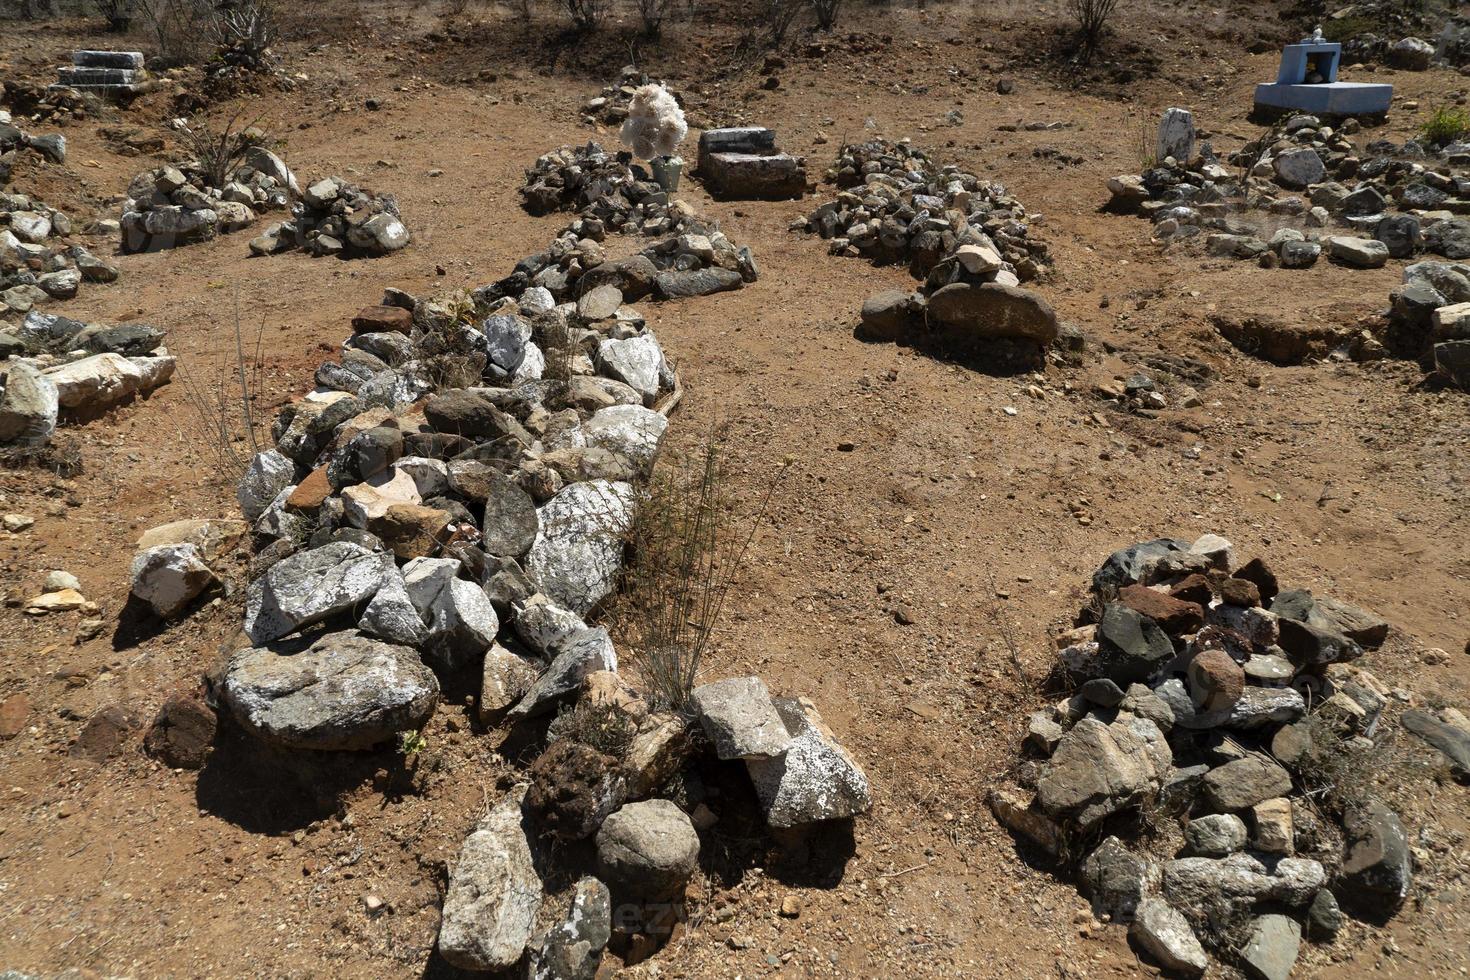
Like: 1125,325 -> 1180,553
357,569 -> 429,647
129,542 -> 218,618
221,630 -> 439,750
438,787 -> 543,972
0,362 -> 59,446
44,352 -> 175,412
482,313 -> 532,379
524,480 -> 637,614
509,627 -> 617,719
1130,897 -> 1208,976
512,594 -> 590,659
244,541 -> 396,644
596,335 -> 666,405
582,404 -> 668,475
398,556 -> 499,667
237,449 -> 295,522
690,676 -> 792,760
746,696 -> 872,827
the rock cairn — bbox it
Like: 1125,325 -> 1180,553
988,534 -> 1465,978
793,139 -> 1060,369
1108,112 -> 1470,270
0,311 -> 173,450
205,146 -> 859,973
520,141 -> 701,237
797,138 -> 1051,282
1384,259 -> 1470,390
251,175 -> 410,259
3,191 -> 118,318
121,146 -> 297,253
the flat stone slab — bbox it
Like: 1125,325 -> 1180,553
703,151 -> 806,200
690,676 -> 792,760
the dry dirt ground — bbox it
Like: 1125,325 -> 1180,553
1,0 -> 1469,977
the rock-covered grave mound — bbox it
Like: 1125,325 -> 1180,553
124,141 -> 863,974
121,144 -> 296,253
1109,109 -> 1470,271
1384,258 -> 1470,391
791,138 -> 1062,370
520,140 -> 703,238
3,189 -> 118,319
251,174 -> 410,259
1,311 -> 172,451
991,534 -> 1469,978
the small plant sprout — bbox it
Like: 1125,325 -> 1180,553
621,83 -> 688,192
398,730 -> 428,757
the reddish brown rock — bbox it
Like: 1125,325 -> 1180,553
1168,573 -> 1214,606
1118,583 -> 1204,636
70,704 -> 142,763
351,305 -> 413,335
0,693 -> 31,739
285,465 -> 332,512
1233,557 -> 1279,603
368,504 -> 451,560
1187,648 -> 1245,714
144,688 -> 218,769
1219,577 -> 1262,608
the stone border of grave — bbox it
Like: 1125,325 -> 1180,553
1108,109 -> 1470,273
990,533 -> 1468,978
127,144 -> 866,976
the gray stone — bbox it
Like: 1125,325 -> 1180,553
1339,799 -> 1412,911
1439,340 -> 1470,389
577,284 -> 623,321
438,788 -> 543,971
1279,239 -> 1322,269
1130,897 -> 1208,976
581,404 -> 667,475
399,557 -> 498,669
1401,708 -> 1470,776
221,631 -> 439,750
480,643 -> 538,720
1156,108 -> 1196,165
0,362 -> 59,446
129,543 -> 217,618
1240,914 -> 1301,980
596,799 -> 700,903
1202,756 -> 1293,812
745,696 -> 872,827
243,541 -> 396,644
509,627 -> 617,719
859,289 -> 924,340
689,676 -> 792,760
1376,214 -> 1422,258
1274,149 -> 1326,189
1307,889 -> 1344,940
525,876 -> 611,980
479,469 -> 540,558
1036,715 -> 1169,829
361,213 -> 410,253
1185,812 -> 1248,857
357,569 -> 429,647
596,335 -> 666,405
482,313 -> 532,378
1091,539 -> 1189,601
511,594 -> 589,659
237,450 -> 296,522
524,480 -> 637,615
1328,236 -> 1390,269
925,281 -> 1059,345
653,267 -> 743,299
1080,836 -> 1157,921
1162,853 -> 1324,914
1096,602 -> 1176,684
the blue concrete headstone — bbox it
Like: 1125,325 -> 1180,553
1254,33 -> 1392,117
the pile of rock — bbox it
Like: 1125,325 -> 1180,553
0,111 -> 68,183
797,138 -> 1052,282
520,141 -> 702,238
0,311 -> 174,449
476,219 -> 758,309
202,142 -> 860,974
120,146 -> 297,253
250,176 -> 410,259
989,534 -> 1466,977
1108,110 -> 1470,268
1383,259 -> 1470,389
3,192 -> 119,318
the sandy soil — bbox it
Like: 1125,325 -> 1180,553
1,0 -> 1468,976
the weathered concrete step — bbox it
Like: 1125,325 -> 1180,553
697,127 -> 777,172
702,151 -> 807,200
72,50 -> 144,70
57,66 -> 139,86
48,83 -> 145,101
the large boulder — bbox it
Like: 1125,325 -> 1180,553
220,631 -> 439,750
438,788 -> 544,971
0,362 -> 59,445
1035,715 -> 1170,829
243,541 -> 396,644
45,352 -> 175,413
925,282 -> 1059,345
595,799 -> 700,903
524,480 -> 637,615
746,697 -> 872,828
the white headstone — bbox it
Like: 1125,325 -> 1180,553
1156,108 -> 1196,166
